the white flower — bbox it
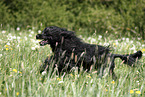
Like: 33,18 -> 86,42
2,30 -> 6,33
13,36 -> 16,39
29,34 -> 32,37
143,53 -> 145,56
130,40 -> 133,43
42,71 -> 47,75
126,38 -> 129,42
31,31 -> 34,34
91,38 -> 96,43
38,30 -> 41,34
17,36 -> 21,40
17,45 -> 19,47
31,47 -> 36,50
17,27 -> 20,31
0,54 -> 2,57
122,37 -> 125,40
24,36 -> 28,40
7,42 -> 10,45
28,29 -> 31,32
0,39 -> 2,41
58,81 -> 64,84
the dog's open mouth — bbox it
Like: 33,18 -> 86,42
39,40 -> 49,46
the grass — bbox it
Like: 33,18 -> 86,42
0,27 -> 145,97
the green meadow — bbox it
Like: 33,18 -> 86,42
0,28 -> 144,97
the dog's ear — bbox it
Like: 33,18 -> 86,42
60,31 -> 75,38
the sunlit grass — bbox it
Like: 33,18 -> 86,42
0,28 -> 145,96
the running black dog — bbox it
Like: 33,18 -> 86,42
36,26 -> 142,79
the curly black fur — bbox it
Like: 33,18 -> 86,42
36,26 -> 142,79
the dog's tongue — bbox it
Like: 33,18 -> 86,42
39,40 -> 48,45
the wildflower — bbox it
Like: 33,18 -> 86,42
42,71 -> 46,75
31,31 -> 34,34
2,30 -> 6,33
0,54 -> 2,57
38,30 -> 41,33
130,90 -> 134,94
29,34 -> 32,37
16,92 -> 19,96
135,91 -> 141,94
86,75 -> 91,78
57,78 -> 61,81
17,36 -> 21,40
70,73 -> 73,77
16,27 -> 20,31
6,48 -> 9,50
111,80 -> 115,84
58,81 -> 64,84
113,43 -> 116,46
31,47 -> 36,50
5,45 -> 9,47
142,48 -> 145,52
105,89 -> 108,92
6,42 -> 10,45
13,69 -> 17,73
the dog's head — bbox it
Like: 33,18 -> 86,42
36,26 -> 75,46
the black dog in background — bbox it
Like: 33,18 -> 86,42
36,26 -> 142,79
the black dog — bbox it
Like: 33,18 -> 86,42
36,26 -> 142,79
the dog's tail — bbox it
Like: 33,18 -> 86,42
112,50 -> 142,66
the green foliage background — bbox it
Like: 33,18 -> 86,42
0,0 -> 145,38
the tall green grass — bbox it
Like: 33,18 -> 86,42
0,28 -> 145,97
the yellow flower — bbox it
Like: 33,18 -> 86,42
113,43 -> 116,45
6,48 -> 9,50
13,69 -> 17,73
105,89 -> 108,91
5,88 -> 7,91
19,72 -> 22,74
16,92 -> 19,96
142,48 -> 145,52
86,75 -> 91,78
5,45 -> 9,47
70,73 -> 73,77
135,91 -> 141,94
130,90 -> 134,94
57,78 -> 61,81
111,80 -> 115,84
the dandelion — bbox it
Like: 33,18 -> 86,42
16,92 -> 19,96
111,80 -> 115,84
13,69 -> 17,73
142,48 -> 145,52
130,90 -> 134,94
70,73 -> 73,77
57,78 -> 61,81
135,91 -> 141,94
6,48 -> 9,50
5,45 -> 9,47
